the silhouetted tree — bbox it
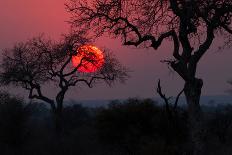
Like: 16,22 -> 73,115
66,0 -> 232,153
0,30 -> 128,132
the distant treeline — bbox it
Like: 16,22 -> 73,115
0,92 -> 232,155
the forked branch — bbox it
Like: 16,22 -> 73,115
157,79 -> 184,112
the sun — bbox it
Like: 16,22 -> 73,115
72,45 -> 104,73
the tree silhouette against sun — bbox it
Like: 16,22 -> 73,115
72,45 -> 105,73
0,30 -> 128,132
66,0 -> 232,154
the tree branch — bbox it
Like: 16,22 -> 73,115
29,86 -> 56,111
192,26 -> 214,63
174,88 -> 184,109
157,79 -> 172,114
63,57 -> 86,77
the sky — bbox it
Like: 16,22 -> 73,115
1,0 -> 232,101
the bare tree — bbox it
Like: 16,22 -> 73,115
66,0 -> 232,154
157,79 -> 184,119
0,30 -> 128,132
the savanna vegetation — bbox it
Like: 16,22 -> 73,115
0,92 -> 232,155
1,0 -> 232,154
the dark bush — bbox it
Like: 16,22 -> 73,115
0,92 -> 29,154
95,98 -> 189,154
62,104 -> 90,131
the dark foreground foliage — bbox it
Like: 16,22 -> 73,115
0,93 -> 232,155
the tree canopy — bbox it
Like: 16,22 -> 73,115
66,0 -> 232,81
0,30 -> 128,116
66,1 -> 232,154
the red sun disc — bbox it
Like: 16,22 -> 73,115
72,45 -> 104,73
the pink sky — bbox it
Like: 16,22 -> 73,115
0,0 -> 69,44
1,0 -> 232,101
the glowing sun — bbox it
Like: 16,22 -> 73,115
72,45 -> 104,73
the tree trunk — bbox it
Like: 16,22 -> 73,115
184,78 -> 204,155
54,89 -> 66,135
54,108 -> 63,135
49,101 -> 63,136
